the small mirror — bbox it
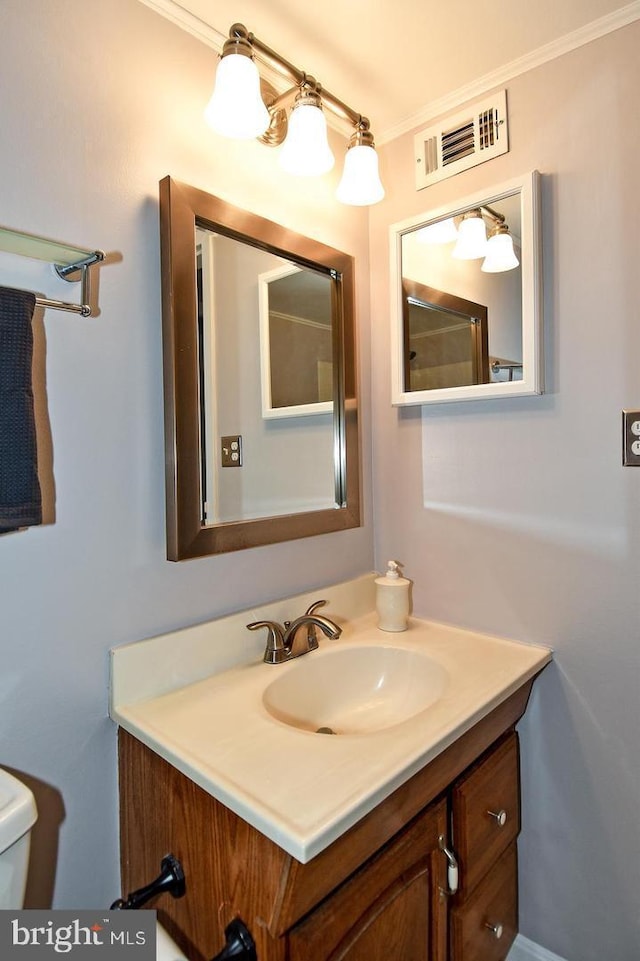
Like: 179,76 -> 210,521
160,177 -> 360,559
390,171 -> 542,404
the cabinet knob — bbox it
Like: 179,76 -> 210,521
487,808 -> 508,826
485,921 -> 504,939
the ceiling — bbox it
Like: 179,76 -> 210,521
143,0 -> 637,139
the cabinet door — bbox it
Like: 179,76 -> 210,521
288,800 -> 448,961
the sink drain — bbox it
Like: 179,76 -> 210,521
315,726 -> 337,735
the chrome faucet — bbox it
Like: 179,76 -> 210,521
247,600 -> 342,664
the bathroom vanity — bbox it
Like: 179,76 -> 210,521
110,575 -> 551,961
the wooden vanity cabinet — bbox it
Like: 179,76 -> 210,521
118,680 -> 533,961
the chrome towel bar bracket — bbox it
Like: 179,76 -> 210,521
0,225 -> 105,316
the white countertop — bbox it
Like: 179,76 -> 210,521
110,577 -> 551,863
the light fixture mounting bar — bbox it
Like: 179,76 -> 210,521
228,23 -> 370,131
479,203 -> 506,226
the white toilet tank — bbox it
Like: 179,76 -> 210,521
0,771 -> 184,961
0,767 -> 37,908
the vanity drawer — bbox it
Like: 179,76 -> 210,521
449,841 -> 518,961
452,731 -> 520,896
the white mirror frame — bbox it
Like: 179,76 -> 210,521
390,170 -> 543,405
258,263 -> 333,419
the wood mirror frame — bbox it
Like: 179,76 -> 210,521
159,177 -> 360,560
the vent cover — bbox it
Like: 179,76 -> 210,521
414,90 -> 508,190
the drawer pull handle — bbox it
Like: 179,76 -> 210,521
438,835 -> 459,894
485,922 -> 504,940
487,808 -> 508,826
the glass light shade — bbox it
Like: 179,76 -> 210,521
336,144 -> 385,206
481,232 -> 520,272
204,53 -> 270,140
279,102 -> 335,176
452,214 -> 488,259
415,218 -> 458,244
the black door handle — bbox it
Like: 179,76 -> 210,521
210,919 -> 257,961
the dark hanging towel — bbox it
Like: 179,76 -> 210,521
0,286 -> 42,533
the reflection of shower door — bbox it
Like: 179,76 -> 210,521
402,281 -> 489,392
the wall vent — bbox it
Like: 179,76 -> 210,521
414,90 -> 509,190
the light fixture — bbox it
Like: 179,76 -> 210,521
452,210 -> 488,260
279,87 -> 334,176
481,224 -> 520,272
415,217 -> 458,244
205,24 -> 385,206
204,26 -> 270,139
336,124 -> 385,206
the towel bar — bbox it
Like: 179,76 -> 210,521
0,226 -> 105,316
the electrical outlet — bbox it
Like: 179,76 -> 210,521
622,411 -> 640,466
221,435 -> 242,468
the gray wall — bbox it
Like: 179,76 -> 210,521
371,23 -> 640,961
0,0 -> 373,908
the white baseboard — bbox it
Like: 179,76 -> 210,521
507,934 -> 568,961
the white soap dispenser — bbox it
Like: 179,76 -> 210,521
375,561 -> 411,632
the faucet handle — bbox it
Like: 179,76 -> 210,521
301,600 -> 328,650
246,620 -> 289,665
304,599 -> 328,616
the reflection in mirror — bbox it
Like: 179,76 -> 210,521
160,177 -> 360,559
258,264 -> 333,418
197,229 -> 336,525
391,171 -> 542,405
403,281 -> 489,391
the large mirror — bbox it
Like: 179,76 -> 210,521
160,177 -> 360,559
390,171 -> 542,404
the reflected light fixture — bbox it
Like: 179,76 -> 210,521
415,217 -> 458,244
452,209 -> 488,260
419,204 -> 519,273
481,224 -> 520,272
279,87 -> 334,176
205,23 -> 385,206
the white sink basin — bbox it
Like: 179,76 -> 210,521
262,644 -> 448,734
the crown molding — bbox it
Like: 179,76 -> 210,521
136,0 -> 226,49
379,1 -> 640,143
